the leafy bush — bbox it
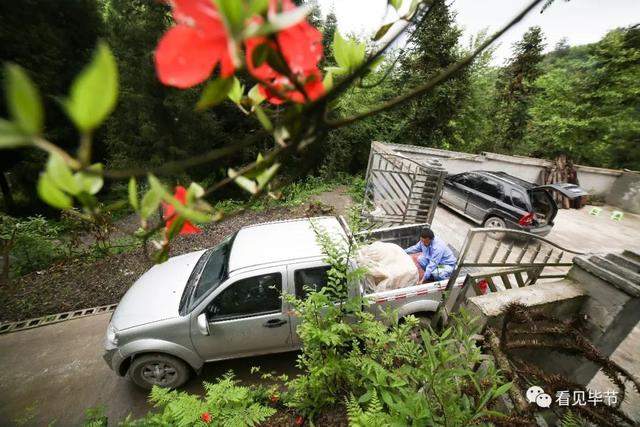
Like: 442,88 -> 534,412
119,372 -> 275,427
0,214 -> 63,279
283,223 -> 512,423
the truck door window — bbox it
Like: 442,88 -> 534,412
294,266 -> 330,299
206,273 -> 282,321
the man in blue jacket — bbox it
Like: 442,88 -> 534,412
405,228 -> 457,283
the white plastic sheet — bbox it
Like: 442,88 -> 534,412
356,241 -> 419,292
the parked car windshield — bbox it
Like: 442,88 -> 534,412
180,233 -> 236,314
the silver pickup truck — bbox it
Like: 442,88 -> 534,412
103,217 -> 462,389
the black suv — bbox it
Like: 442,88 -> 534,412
440,171 -> 588,236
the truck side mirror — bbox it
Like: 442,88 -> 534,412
197,313 -> 210,336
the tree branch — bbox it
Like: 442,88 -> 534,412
326,0 -> 546,129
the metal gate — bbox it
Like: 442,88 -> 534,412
438,228 -> 586,325
362,141 -> 446,227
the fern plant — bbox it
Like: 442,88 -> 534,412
345,392 -> 395,427
119,372 -> 275,427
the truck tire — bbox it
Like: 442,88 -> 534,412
129,353 -> 191,390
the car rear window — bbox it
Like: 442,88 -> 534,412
530,190 -> 554,223
510,190 -> 529,211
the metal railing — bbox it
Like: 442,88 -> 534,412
439,227 -> 587,324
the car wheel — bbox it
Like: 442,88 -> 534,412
129,354 -> 191,390
483,216 -> 507,240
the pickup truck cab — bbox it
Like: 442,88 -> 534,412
104,217 -> 460,389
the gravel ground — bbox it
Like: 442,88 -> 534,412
0,205 -> 311,323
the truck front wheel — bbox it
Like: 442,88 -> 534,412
129,353 -> 191,390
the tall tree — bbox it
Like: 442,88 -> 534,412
397,1 -> 469,149
100,0 -> 261,187
490,26 -> 545,154
525,26 -> 640,170
0,0 -> 101,214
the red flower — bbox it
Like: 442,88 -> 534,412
245,0 -> 324,104
162,186 -> 202,236
155,0 -> 235,88
200,412 -> 212,423
294,415 -> 304,426
270,394 -> 279,403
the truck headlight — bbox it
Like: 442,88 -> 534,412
105,324 -> 119,349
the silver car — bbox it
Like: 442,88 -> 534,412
104,217 -> 459,389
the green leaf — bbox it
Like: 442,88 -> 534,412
249,0 -> 269,14
64,42 -> 119,132
253,105 -> 273,132
75,163 -> 104,195
227,77 -> 244,104
332,32 -> 366,74
373,23 -> 394,41
389,0 -> 403,10
196,77 -> 233,110
4,64 -> 44,135
47,153 -> 80,196
140,181 -> 163,220
214,0 -> 246,33
0,118 -> 30,148
128,177 -> 139,212
187,182 -> 205,201
322,72 -> 334,91
248,84 -> 265,105
251,43 -> 271,69
493,382 -> 512,398
228,168 -> 258,194
38,172 -> 72,209
256,163 -> 280,188
402,0 -> 419,19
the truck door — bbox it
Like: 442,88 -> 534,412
286,261 -> 332,347
191,267 -> 294,361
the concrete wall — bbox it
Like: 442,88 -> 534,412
606,171 -> 640,214
384,143 -> 625,201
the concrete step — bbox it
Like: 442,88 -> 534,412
574,256 -> 640,298
622,249 -> 640,264
590,255 -> 640,285
605,253 -> 640,274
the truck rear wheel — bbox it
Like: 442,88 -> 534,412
129,353 -> 191,390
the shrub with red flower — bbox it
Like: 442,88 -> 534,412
155,0 -> 236,88
162,186 -> 202,236
200,411 -> 212,423
155,0 -> 324,104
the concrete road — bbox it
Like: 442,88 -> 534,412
1,204 -> 639,426
0,313 -> 299,426
433,203 -> 640,254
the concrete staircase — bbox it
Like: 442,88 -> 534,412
573,250 -> 640,298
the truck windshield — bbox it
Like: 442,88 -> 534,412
180,233 -> 236,314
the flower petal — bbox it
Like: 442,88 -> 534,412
171,0 -> 221,34
277,21 -> 323,75
155,25 -> 224,88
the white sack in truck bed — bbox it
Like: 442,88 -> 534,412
356,241 -> 419,292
